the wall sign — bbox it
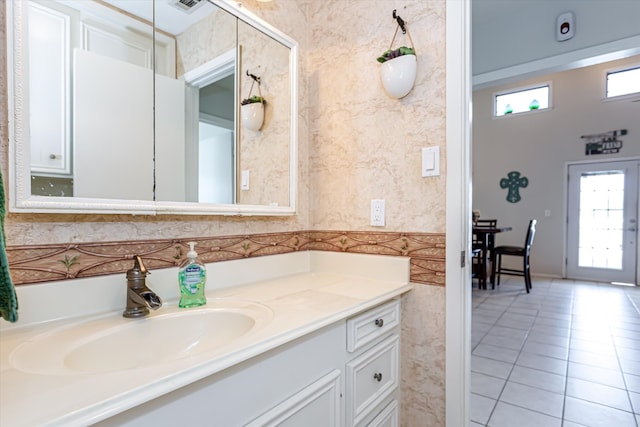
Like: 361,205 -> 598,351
582,129 -> 627,155
500,171 -> 528,203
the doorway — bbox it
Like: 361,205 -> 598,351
566,160 -> 639,284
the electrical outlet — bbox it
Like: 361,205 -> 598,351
371,199 -> 385,226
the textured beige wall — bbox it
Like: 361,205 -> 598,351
401,285 -> 446,426
303,1 -> 447,424
307,0 -> 446,233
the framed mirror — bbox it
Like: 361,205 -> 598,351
6,0 -> 298,215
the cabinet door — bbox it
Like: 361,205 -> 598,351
28,2 -> 71,175
365,400 -> 398,427
246,369 -> 342,427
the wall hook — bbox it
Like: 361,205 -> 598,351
392,9 -> 406,34
246,70 -> 261,85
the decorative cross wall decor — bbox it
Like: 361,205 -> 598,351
500,171 -> 528,203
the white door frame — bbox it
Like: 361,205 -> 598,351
445,0 -> 472,426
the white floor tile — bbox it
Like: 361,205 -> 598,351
563,396 -> 637,427
567,348 -> 620,370
521,341 -> 568,360
625,373 -> 640,393
471,371 -> 506,400
565,377 -> 631,412
516,352 -> 568,376
526,331 -> 570,348
630,391 -> 640,415
472,343 -> 520,364
472,278 -> 640,426
569,337 -> 617,356
567,362 -> 626,389
620,357 -> 640,376
499,381 -> 564,418
471,355 -> 514,380
508,365 -> 566,395
488,325 -> 529,339
487,401 -> 561,427
481,334 -> 526,351
470,393 -> 496,425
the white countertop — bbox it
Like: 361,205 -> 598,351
0,251 -> 412,426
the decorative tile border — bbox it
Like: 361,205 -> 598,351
7,231 -> 445,286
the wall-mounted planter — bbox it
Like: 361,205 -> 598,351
380,54 -> 416,99
241,102 -> 264,131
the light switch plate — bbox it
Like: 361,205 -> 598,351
422,146 -> 440,177
241,170 -> 250,190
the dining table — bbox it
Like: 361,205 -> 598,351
473,225 -> 512,289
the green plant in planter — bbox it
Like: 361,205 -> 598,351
377,46 -> 415,63
241,95 -> 266,106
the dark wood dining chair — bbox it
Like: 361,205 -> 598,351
492,219 -> 537,293
472,219 -> 497,290
471,247 -> 484,289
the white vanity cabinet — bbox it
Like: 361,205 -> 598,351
96,299 -> 402,427
345,299 -> 401,427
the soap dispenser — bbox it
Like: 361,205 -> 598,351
178,242 -> 207,308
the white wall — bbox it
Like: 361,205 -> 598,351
472,0 -> 640,86
472,55 -> 640,277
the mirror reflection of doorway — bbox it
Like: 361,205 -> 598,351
198,121 -> 234,204
183,50 -> 236,203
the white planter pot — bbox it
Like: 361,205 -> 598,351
380,54 -> 417,99
241,102 -> 264,131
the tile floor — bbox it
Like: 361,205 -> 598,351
471,276 -> 640,427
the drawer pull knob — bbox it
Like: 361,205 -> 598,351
374,318 -> 384,327
373,372 -> 383,382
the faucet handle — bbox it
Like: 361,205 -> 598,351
132,255 -> 148,275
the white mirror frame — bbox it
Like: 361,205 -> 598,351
6,0 -> 298,216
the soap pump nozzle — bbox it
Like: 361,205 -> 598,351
186,242 -> 198,260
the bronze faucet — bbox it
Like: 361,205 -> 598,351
123,255 -> 163,318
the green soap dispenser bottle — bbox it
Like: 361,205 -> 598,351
178,242 -> 207,308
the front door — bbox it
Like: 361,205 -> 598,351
566,160 -> 639,284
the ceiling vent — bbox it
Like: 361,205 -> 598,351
168,0 -> 205,14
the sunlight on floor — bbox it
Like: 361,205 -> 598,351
470,276 -> 640,427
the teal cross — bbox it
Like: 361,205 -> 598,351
500,171 -> 528,203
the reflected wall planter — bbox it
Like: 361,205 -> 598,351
241,102 -> 265,131
380,54 -> 417,99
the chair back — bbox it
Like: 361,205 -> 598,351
524,219 -> 537,254
475,219 -> 497,228
473,219 -> 498,248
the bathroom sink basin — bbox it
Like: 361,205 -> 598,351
10,299 -> 273,375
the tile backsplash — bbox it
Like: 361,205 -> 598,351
7,230 -> 445,287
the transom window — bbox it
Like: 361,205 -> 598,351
606,66 -> 640,98
494,85 -> 550,117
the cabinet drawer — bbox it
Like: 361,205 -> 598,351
366,400 -> 398,427
347,299 -> 400,352
346,335 -> 399,426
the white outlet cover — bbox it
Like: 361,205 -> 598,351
370,199 -> 385,227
